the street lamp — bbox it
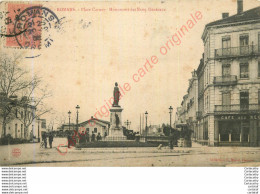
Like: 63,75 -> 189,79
169,106 -> 173,150
68,110 -> 71,131
75,105 -> 80,132
169,106 -> 173,133
145,111 -> 148,136
124,120 -> 131,130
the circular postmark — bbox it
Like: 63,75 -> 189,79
12,148 -> 21,158
13,6 -> 60,49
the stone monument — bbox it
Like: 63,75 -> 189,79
107,82 -> 126,140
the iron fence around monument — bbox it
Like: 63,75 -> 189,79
102,136 -> 133,141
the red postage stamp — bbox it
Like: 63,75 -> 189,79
3,2 -> 61,50
5,3 -> 42,49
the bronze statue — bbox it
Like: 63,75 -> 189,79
113,82 -> 121,107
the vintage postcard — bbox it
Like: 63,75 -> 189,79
0,0 -> 260,167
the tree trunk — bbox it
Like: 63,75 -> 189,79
24,126 -> 31,140
24,126 -> 27,139
2,117 -> 7,137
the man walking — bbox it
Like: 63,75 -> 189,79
91,132 -> 96,142
42,132 -> 47,148
49,132 -> 54,148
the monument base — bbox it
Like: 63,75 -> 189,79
107,106 -> 127,141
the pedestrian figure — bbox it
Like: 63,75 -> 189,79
169,133 -> 174,150
104,131 -> 107,139
67,132 -> 71,148
91,132 -> 96,142
86,132 -> 90,142
42,132 -> 47,148
49,132 -> 54,148
97,133 -> 102,141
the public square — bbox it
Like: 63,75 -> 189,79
0,138 -> 260,167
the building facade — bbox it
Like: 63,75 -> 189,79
0,96 -> 45,140
201,1 -> 260,146
186,70 -> 198,140
174,71 -> 198,138
176,0 -> 260,147
79,117 -> 110,137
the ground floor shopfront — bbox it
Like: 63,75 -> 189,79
197,114 -> 260,147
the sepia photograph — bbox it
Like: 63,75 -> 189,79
0,0 -> 260,167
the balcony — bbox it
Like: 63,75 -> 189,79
215,45 -> 260,59
215,104 -> 260,113
213,75 -> 237,86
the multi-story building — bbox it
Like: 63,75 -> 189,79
200,0 -> 260,146
174,70 -> 198,137
186,70 -> 198,140
174,107 -> 183,126
176,0 -> 260,147
0,95 -> 45,140
196,56 -> 208,144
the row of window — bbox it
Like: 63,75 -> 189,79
85,128 -> 98,133
222,91 -> 260,106
222,34 -> 254,49
15,109 -> 34,119
220,61 -> 260,79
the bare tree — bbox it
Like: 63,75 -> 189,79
0,52 -> 32,137
47,112 -> 67,131
0,52 -> 52,138
16,81 -> 52,139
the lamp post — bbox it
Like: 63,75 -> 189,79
169,106 -> 173,134
169,106 -> 173,149
68,110 -> 71,131
124,120 -> 131,130
76,105 -> 80,132
145,111 -> 148,136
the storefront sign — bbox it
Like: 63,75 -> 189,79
216,114 -> 260,120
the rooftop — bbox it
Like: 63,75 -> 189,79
79,117 -> 110,126
206,6 -> 260,27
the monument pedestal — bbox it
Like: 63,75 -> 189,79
106,106 -> 126,141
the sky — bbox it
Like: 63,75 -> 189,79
2,0 -> 260,130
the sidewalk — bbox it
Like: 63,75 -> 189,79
58,146 -> 193,154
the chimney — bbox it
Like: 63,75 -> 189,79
237,0 -> 243,14
222,13 -> 229,19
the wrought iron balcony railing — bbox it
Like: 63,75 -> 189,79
215,45 -> 260,59
213,75 -> 237,86
215,104 -> 260,112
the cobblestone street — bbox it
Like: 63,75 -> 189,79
0,138 -> 259,167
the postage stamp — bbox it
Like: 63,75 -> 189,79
3,2 -> 61,50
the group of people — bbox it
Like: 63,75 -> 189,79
42,132 -> 54,148
82,131 -> 107,142
67,131 -> 107,148
90,132 -> 103,142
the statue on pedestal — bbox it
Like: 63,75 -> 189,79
107,82 -> 126,140
113,82 -> 121,107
